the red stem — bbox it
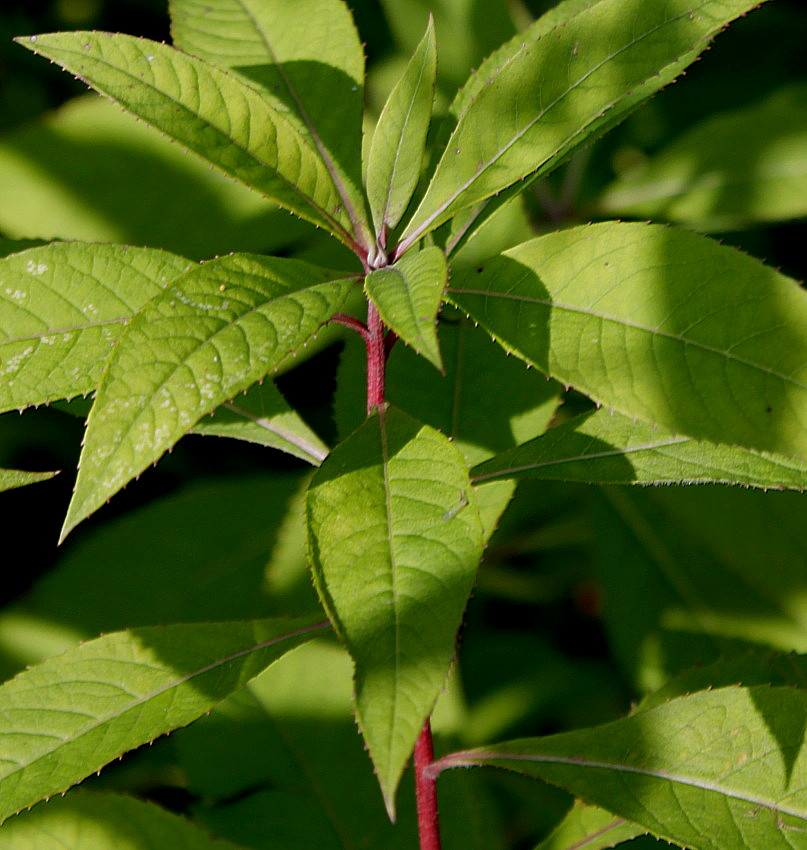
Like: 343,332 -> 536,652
414,720 -> 442,850
365,300 -> 386,414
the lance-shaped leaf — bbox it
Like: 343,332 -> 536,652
0,791 -> 247,850
17,34 -> 358,249
535,801 -> 645,850
0,243 -> 189,413
169,0 -> 370,249
433,686 -> 807,849
62,254 -> 355,540
365,247 -> 446,371
0,469 -> 56,492
306,405 -> 484,816
398,0 -> 770,251
449,222 -> 807,461
473,408 -> 807,491
598,82 -> 807,231
192,380 -> 328,465
366,17 -> 437,235
0,616 -> 328,824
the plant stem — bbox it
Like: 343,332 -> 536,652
414,720 -> 442,850
365,300 -> 386,414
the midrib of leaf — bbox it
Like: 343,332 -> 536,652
1,317 -> 129,346
0,621 -> 330,787
235,0 -> 368,250
566,819 -> 630,850
399,6 -> 703,253
45,41 -> 356,250
471,436 -> 691,482
220,400 -> 328,463
435,750 -> 805,821
381,49 -> 431,231
448,287 -> 807,396
379,407 -> 403,773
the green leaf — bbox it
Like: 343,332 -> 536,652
0,95 -> 304,260
169,0 -> 370,248
306,405 -> 484,815
434,686 -> 807,849
62,254 -> 354,540
192,380 -> 328,465
0,790 -> 247,849
17,33 -> 360,249
535,800 -> 645,850
0,469 -> 56,492
0,616 -> 328,824
0,242 -> 190,413
598,83 -> 807,231
366,16 -> 437,235
365,246 -> 446,370
448,222 -> 807,461
472,408 -> 807,491
398,0 -> 770,250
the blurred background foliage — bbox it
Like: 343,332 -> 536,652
0,1 -> 806,847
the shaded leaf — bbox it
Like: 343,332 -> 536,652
399,0 -> 769,251
473,408 -> 807,491
448,222 -> 807,461
535,800 -> 645,850
17,33 -> 359,249
306,405 -> 483,815
434,686 -> 807,849
367,16 -> 437,235
365,246 -> 446,370
0,790 -> 247,849
0,242 -> 189,413
62,254 -> 354,539
0,616 -> 328,824
169,0 -> 370,247
0,469 -> 56,492
192,380 -> 328,465
598,83 -> 807,231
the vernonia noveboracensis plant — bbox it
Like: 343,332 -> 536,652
1,0 -> 807,847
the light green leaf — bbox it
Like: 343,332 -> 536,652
367,16 -> 436,235
365,246 -> 446,370
0,790 -> 247,850
435,686 -> 807,849
0,616 -> 328,824
535,801 -> 645,850
169,0 -> 370,248
598,83 -> 807,231
0,469 -> 56,492
62,254 -> 354,540
306,405 -> 484,815
448,222 -> 807,461
17,33 -> 359,249
0,95 -> 304,261
473,408 -> 807,491
399,0 -> 770,251
192,381 -> 328,465
0,242 -> 190,413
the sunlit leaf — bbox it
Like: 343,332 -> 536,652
169,0 -> 370,247
0,790 -> 247,849
0,469 -> 56,492
0,242 -> 189,413
0,616 -> 328,824
434,686 -> 807,848
473,408 -> 807,491
306,405 -> 483,815
535,800 -> 645,850
365,246 -> 446,371
598,83 -> 807,231
62,254 -> 354,540
366,17 -> 437,235
399,0 -> 770,251
17,33 -> 361,249
449,222 -> 807,461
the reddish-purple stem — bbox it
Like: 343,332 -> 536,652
414,720 -> 442,850
365,300 -> 386,414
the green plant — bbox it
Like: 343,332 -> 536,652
1,0 -> 807,847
